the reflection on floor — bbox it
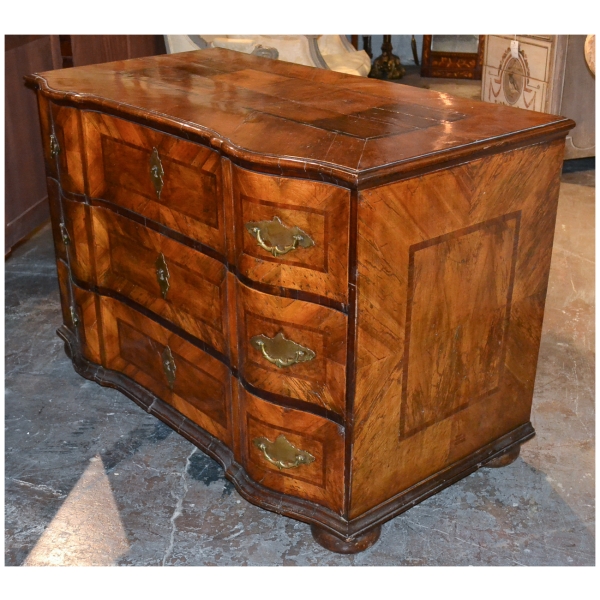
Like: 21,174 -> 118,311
4,160 -> 594,566
24,455 -> 129,566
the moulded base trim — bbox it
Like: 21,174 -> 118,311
57,324 -> 535,548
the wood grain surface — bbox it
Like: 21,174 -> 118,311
29,49 -> 575,549
92,205 -> 228,355
71,284 -> 102,365
55,258 -> 74,336
237,281 -> 347,415
100,296 -> 231,445
27,48 -> 574,186
240,386 -> 345,513
233,165 -> 351,303
62,196 -> 94,284
82,111 -> 225,254
350,139 -> 565,518
51,104 -> 86,195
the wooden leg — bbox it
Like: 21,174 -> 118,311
310,524 -> 381,554
485,444 -> 520,468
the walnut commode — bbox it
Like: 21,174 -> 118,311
27,48 -> 574,553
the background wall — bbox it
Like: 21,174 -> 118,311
5,35 -> 166,255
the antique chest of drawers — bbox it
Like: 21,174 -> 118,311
27,48 -> 574,554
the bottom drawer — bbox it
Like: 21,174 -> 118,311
240,387 -> 345,513
99,296 -> 231,446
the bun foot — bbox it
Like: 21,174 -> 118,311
311,524 -> 381,554
485,444 -> 520,468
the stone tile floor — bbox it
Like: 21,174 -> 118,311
4,160 -> 594,566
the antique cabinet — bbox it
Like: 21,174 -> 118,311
420,35 -> 485,79
481,35 -> 594,159
26,48 -> 574,553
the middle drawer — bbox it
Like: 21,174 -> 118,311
236,282 -> 348,416
90,203 -> 228,356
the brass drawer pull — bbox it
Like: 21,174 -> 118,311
250,332 -> 315,369
253,434 -> 315,470
245,216 -> 314,257
162,346 -> 176,389
150,147 -> 164,198
59,223 -> 70,246
50,133 -> 61,159
155,252 -> 170,299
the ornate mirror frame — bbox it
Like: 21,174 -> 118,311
420,35 -> 485,79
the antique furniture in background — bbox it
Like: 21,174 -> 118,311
5,35 -> 165,255
481,35 -> 594,159
26,48 -> 574,553
369,35 -> 405,80
421,35 -> 485,79
164,35 -> 371,77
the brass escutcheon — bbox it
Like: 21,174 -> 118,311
155,252 -> 170,299
50,133 -> 61,159
245,216 -> 314,257
162,346 -> 176,389
150,147 -> 164,198
70,305 -> 79,328
253,434 -> 315,470
59,223 -> 70,246
250,332 -> 315,369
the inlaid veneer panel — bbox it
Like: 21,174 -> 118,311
82,111 -> 225,255
55,258 -> 75,336
71,284 -> 102,365
237,281 -> 347,415
46,178 -> 67,263
351,139 -> 565,518
232,165 -> 350,304
61,196 -> 94,285
100,296 -> 231,445
401,214 -> 519,438
240,387 -> 345,513
37,94 -> 58,182
51,103 -> 85,195
91,205 -> 228,355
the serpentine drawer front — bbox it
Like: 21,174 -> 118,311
232,165 -> 351,304
27,48 -> 574,554
82,111 -> 226,255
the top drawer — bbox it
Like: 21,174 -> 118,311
82,112 -> 225,256
232,166 -> 351,304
